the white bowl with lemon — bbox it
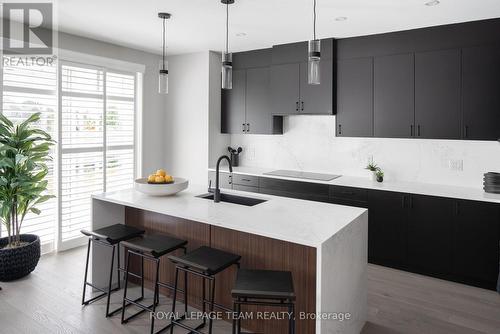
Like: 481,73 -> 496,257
134,169 -> 189,196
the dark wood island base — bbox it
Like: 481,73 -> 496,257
125,206 -> 317,334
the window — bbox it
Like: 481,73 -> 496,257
60,62 -> 136,246
1,61 -> 58,250
1,58 -> 139,252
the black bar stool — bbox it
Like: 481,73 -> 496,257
81,224 -> 144,317
168,246 -> 241,334
120,234 -> 188,334
231,269 -> 296,334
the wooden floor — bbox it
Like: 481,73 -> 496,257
0,247 -> 499,334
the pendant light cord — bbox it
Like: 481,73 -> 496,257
313,0 -> 317,40
162,18 -> 166,70
225,2 -> 229,54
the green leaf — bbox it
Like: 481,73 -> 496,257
0,157 -> 15,169
30,207 -> 41,215
0,113 -> 14,129
18,113 -> 41,130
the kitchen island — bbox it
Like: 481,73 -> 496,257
91,184 -> 368,334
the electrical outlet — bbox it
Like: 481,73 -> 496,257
448,159 -> 463,171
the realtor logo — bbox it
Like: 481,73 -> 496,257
2,3 -> 53,55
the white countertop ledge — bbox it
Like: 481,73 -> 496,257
92,185 -> 367,248
209,166 -> 500,204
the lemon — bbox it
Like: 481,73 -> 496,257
165,175 -> 174,183
156,169 -> 167,177
147,174 -> 156,183
155,175 -> 165,183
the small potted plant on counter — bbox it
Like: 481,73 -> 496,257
0,113 -> 54,281
366,158 -> 379,181
366,158 -> 385,183
376,169 -> 384,183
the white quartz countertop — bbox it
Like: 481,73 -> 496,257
92,185 -> 367,248
208,166 -> 500,204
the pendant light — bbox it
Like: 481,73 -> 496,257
221,0 -> 235,90
158,12 -> 171,94
308,0 -> 321,85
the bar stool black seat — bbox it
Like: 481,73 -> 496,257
81,224 -> 144,317
168,246 -> 241,334
232,269 -> 296,334
120,234 -> 188,334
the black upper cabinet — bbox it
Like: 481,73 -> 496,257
462,44 -> 500,140
271,39 -> 334,115
367,190 -> 408,267
374,53 -> 414,138
245,67 -> 272,134
270,63 -> 301,115
222,49 -> 279,135
299,60 -> 333,114
337,19 -> 500,141
407,194 -> 454,277
452,200 -> 500,288
221,69 -> 246,134
414,49 -> 461,139
336,57 -> 373,137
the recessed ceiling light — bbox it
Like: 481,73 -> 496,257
236,32 -> 247,37
334,16 -> 347,21
425,0 -> 440,6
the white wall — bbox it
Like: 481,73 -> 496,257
208,51 -> 231,169
58,32 -> 165,176
230,115 -> 500,188
163,52 -> 211,185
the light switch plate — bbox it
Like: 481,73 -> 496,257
448,159 -> 463,171
246,147 -> 256,161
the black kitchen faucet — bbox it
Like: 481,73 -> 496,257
212,155 -> 232,203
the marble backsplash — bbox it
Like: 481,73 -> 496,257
230,115 -> 500,189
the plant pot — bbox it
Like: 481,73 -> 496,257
376,175 -> 384,183
370,171 -> 377,181
0,234 -> 40,281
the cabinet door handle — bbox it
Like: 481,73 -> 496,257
401,195 -> 406,208
241,178 -> 252,182
242,123 -> 246,132
246,123 -> 250,132
410,125 -> 414,137
455,202 -> 460,215
409,196 -> 414,209
417,125 -> 421,137
464,125 -> 469,138
338,124 -> 342,135
296,101 -> 299,111
301,101 -> 304,111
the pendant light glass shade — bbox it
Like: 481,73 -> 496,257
222,52 -> 233,90
159,63 -> 168,94
158,12 -> 171,94
221,0 -> 234,89
308,39 -> 321,85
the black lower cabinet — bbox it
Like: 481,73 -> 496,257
367,190 -> 408,268
452,200 -> 500,289
259,177 -> 330,203
210,173 -> 500,290
407,194 -> 454,278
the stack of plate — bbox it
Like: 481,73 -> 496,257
484,172 -> 500,194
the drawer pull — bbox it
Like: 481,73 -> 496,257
241,178 -> 252,182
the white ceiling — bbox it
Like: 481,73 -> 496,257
55,0 -> 500,56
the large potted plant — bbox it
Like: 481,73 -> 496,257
0,113 -> 54,281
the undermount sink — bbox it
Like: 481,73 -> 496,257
197,193 -> 267,206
